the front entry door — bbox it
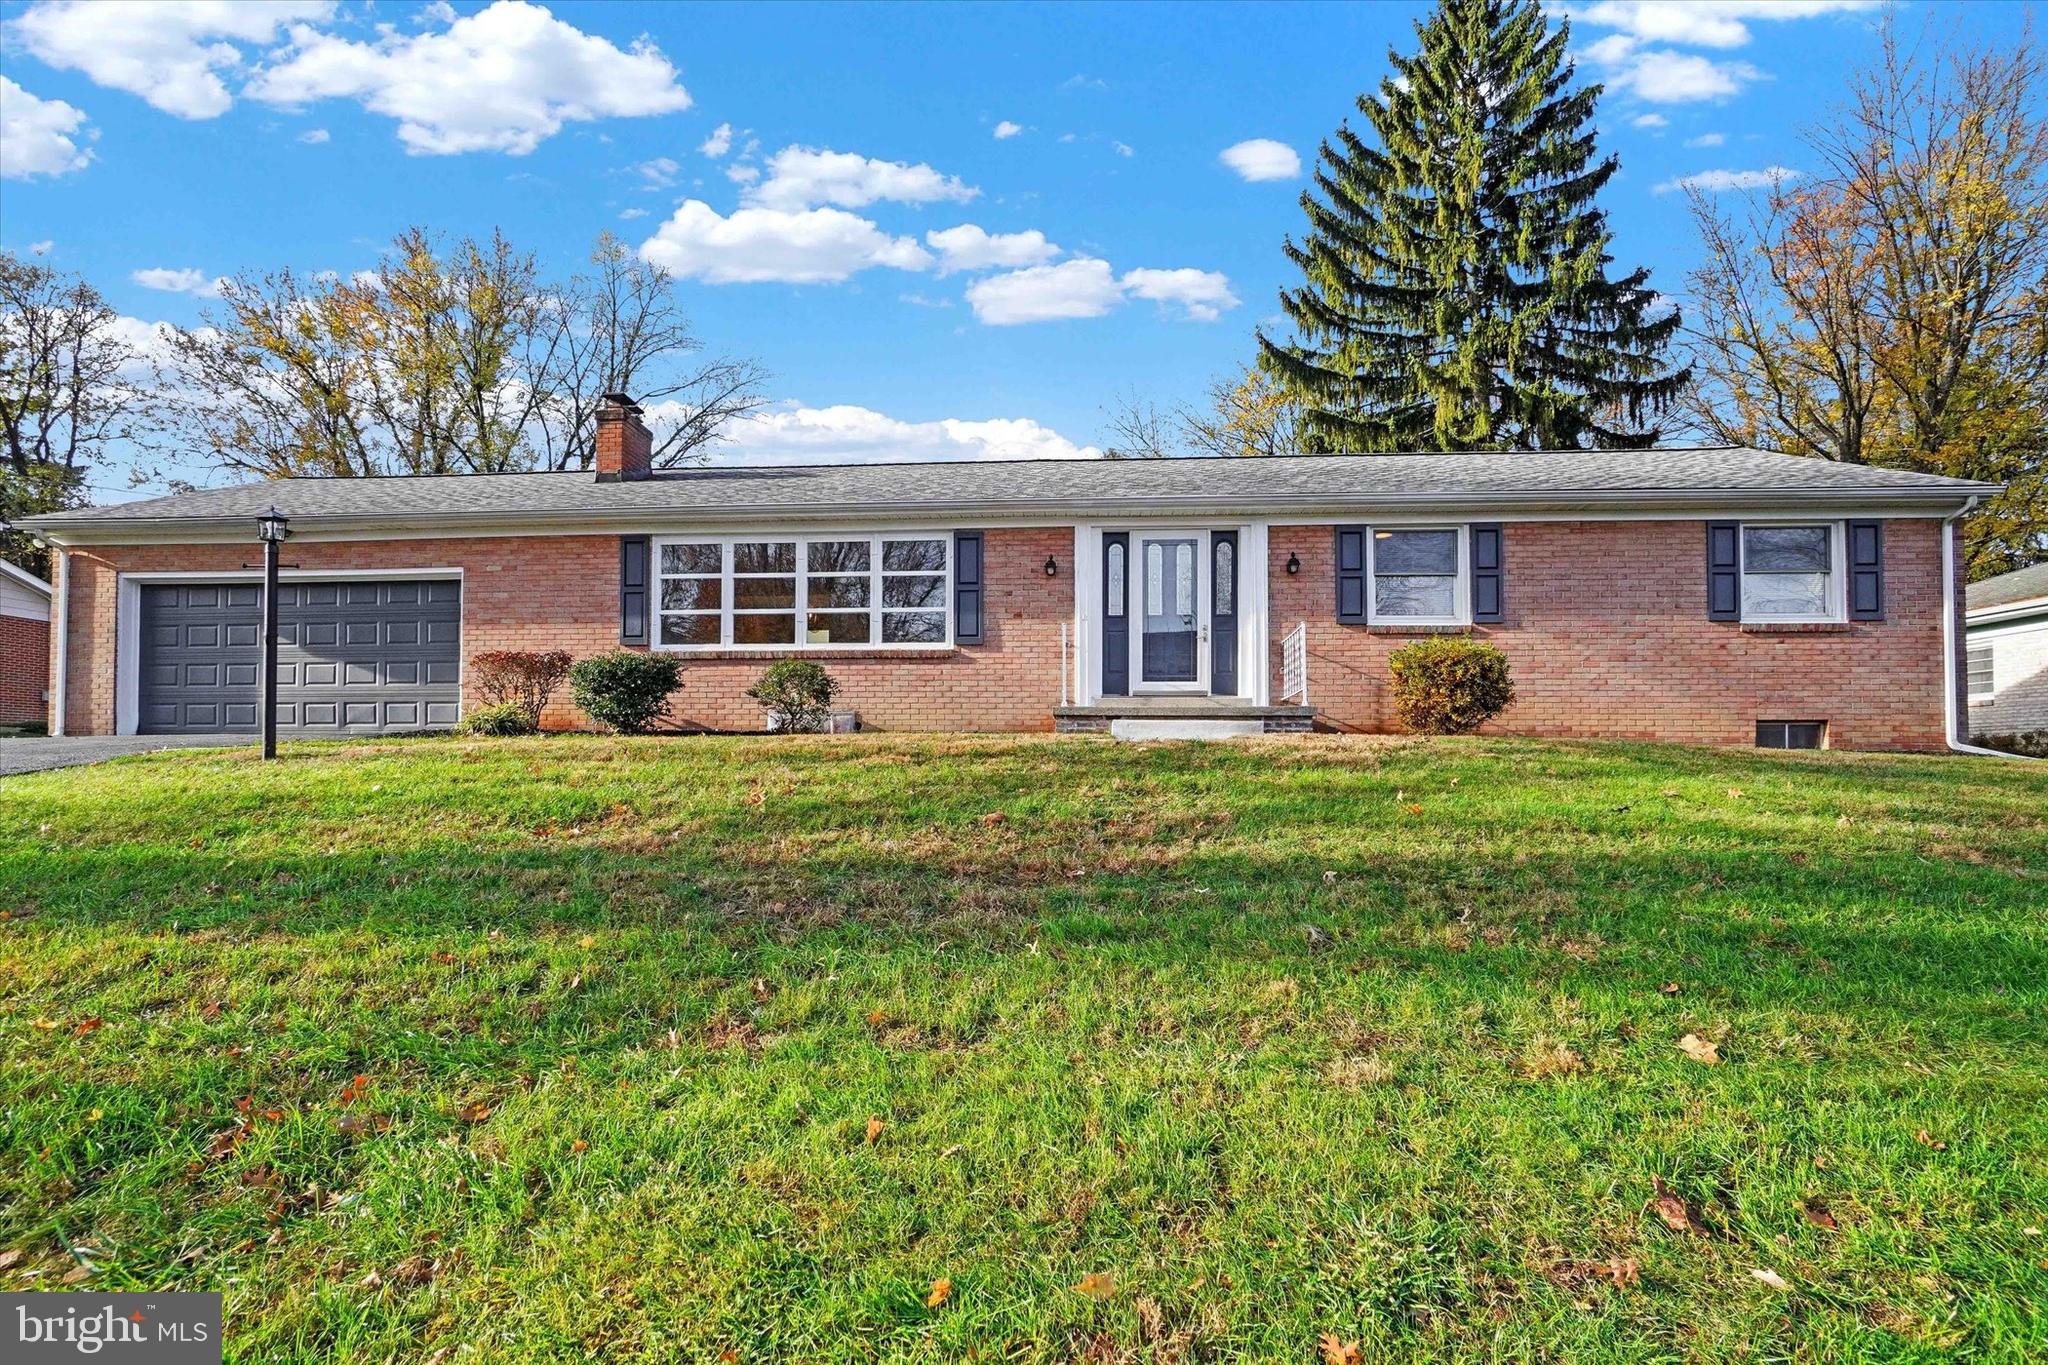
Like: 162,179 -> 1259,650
1136,532 -> 1206,690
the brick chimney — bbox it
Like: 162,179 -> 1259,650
594,393 -> 652,482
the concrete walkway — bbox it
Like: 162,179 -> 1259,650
0,734 -> 248,777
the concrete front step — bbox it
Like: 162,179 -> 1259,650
1052,700 -> 1317,736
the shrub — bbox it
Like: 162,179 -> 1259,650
746,659 -> 840,734
568,651 -> 684,734
1387,638 -> 1515,735
469,649 -> 572,729
1974,730 -> 2048,759
456,700 -> 537,737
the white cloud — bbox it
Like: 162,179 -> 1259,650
898,292 -> 952,309
925,224 -> 1060,275
13,0 -> 331,120
744,145 -> 978,211
28,240 -> 55,256
132,266 -> 226,297
1219,138 -> 1301,182
1630,112 -> 1669,129
297,126 -> 330,144
966,258 -> 1239,325
1565,2 -> 1879,50
966,258 -> 1125,325
699,121 -> 733,157
1655,165 -> 1799,193
1582,36 -> 1763,102
638,156 -> 681,187
725,163 -> 760,185
1686,132 -> 1727,147
700,401 -> 1100,465
0,76 -> 94,179
993,120 -> 1025,140
637,201 -> 932,284
618,207 -> 649,220
1112,141 -> 1134,158
244,0 -> 691,155
1121,268 -> 1239,322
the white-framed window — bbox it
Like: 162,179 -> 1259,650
1740,523 -> 1843,623
1368,527 -> 1468,625
1967,643 -> 1995,698
654,534 -> 952,649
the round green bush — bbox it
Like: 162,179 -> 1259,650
746,659 -> 840,734
455,700 -> 538,737
567,651 -> 685,734
1387,638 -> 1515,735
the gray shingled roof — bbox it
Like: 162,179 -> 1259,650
20,446 -> 1996,533
1967,561 -> 2048,612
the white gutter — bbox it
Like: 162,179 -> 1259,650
1942,498 -> 2029,759
49,548 -> 68,737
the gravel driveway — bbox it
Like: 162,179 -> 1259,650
0,734 -> 248,777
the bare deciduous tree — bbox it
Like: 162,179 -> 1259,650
1101,363 -> 1309,460
0,250 -> 144,575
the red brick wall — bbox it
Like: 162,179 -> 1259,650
1266,518 -> 1951,750
52,528 -> 1072,735
1,613 -> 49,726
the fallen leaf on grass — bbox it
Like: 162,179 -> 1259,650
1072,1271 -> 1116,1301
334,1114 -> 386,1138
62,1265 -> 93,1284
1749,1267 -> 1792,1292
926,1277 -> 951,1308
980,811 -> 1007,826
1649,1176 -> 1711,1236
1677,1033 -> 1721,1065
73,1017 -> 101,1035
577,935 -> 595,950
430,952 -> 455,965
1659,982 -> 1682,996
1801,1202 -> 1838,1230
456,1103 -> 493,1124
1318,1333 -> 1361,1365
1593,1257 -> 1640,1287
1404,803 -> 1424,816
1915,1130 -> 1948,1151
864,1116 -> 886,1145
570,1139 -> 588,1155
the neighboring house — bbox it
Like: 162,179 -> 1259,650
20,396 -> 2000,750
1,558 -> 54,728
1965,562 -> 2048,742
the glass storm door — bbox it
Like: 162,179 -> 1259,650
1137,533 -> 1205,688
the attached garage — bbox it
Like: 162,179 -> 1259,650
136,578 -> 461,735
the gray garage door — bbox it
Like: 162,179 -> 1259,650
139,579 -> 461,735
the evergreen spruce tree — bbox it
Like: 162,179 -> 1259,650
1260,0 -> 1687,452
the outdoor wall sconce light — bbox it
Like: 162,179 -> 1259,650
1285,551 -> 1301,575
1044,555 -> 1059,577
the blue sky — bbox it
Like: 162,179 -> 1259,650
0,0 -> 2032,499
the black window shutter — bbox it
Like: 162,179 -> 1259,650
1101,532 -> 1129,695
1470,523 -> 1505,624
1848,519 -> 1884,620
1336,525 -> 1369,624
953,531 -> 985,645
619,535 -> 650,645
1707,521 -> 1741,622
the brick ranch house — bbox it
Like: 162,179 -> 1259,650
19,395 -> 2001,751
1,558 -> 53,728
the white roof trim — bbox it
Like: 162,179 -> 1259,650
0,558 -> 53,598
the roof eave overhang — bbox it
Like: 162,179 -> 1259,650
1966,593 -> 2048,626
23,484 -> 2003,546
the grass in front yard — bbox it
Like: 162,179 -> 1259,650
1,734 -> 2044,1361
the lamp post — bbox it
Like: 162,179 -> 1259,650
256,508 -> 291,760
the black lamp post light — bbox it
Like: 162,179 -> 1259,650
255,508 -> 291,760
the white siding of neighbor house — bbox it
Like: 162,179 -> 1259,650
1,574 -> 51,622
1968,612 -> 2048,738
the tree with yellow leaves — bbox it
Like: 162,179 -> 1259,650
1682,18 -> 2047,577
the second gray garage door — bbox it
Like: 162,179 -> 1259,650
139,579 -> 461,735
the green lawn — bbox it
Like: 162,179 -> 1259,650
2,734 -> 2045,1362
